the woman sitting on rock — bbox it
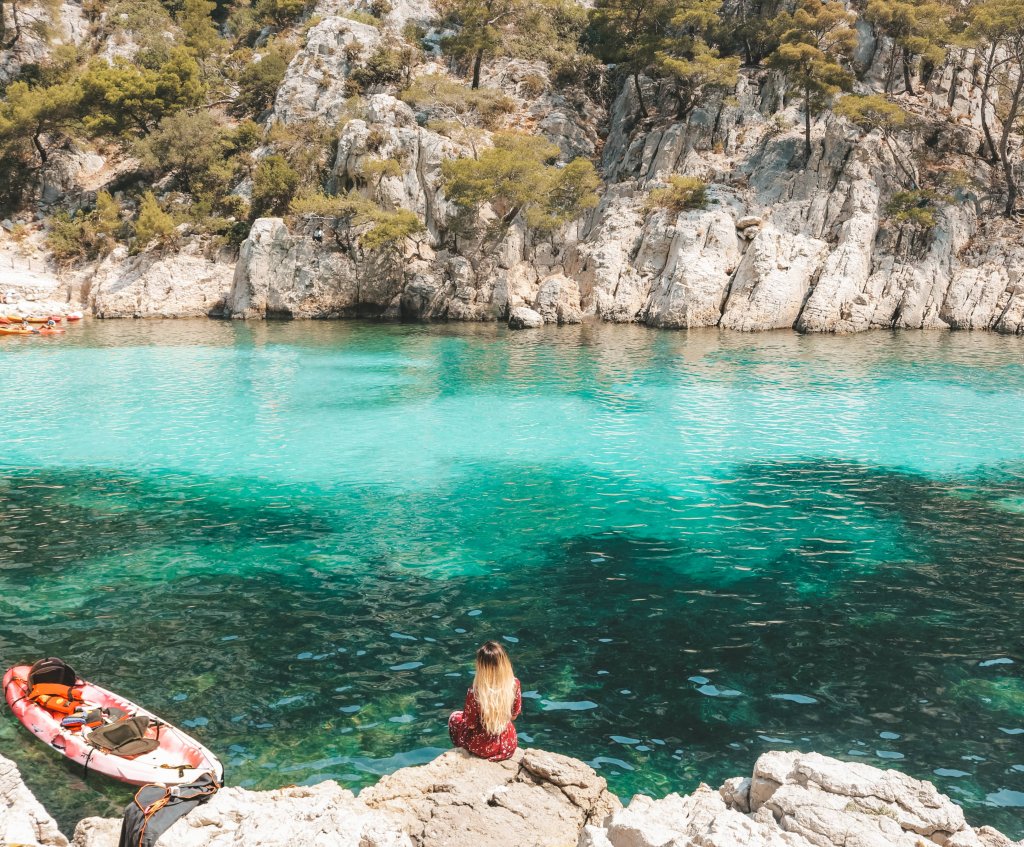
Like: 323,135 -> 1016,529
448,641 -> 522,761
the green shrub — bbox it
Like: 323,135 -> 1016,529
645,175 -> 708,214
358,156 -> 402,185
441,132 -> 599,234
885,189 -> 949,231
349,43 -> 413,92
251,154 -> 301,217
289,189 -> 423,251
134,191 -> 177,250
46,190 -> 123,262
341,9 -> 381,27
401,75 -> 514,128
233,49 -> 290,117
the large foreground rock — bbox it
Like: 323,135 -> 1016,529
583,751 -> 1024,847
71,748 -> 619,847
361,748 -> 620,847
0,754 -> 68,847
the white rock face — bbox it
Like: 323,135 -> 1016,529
74,781 -> 409,847
271,16 -> 381,125
71,748 -> 619,847
29,0 -> 1024,335
2,748 -> 1016,847
362,748 -> 619,847
534,273 -> 583,324
69,242 -> 235,318
719,227 -> 829,331
0,755 -> 68,847
508,305 -> 544,329
584,752 -> 1024,847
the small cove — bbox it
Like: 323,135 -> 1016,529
0,320 -> 1022,836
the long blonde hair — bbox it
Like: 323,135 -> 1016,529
473,641 -> 515,735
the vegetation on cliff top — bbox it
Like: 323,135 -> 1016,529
0,0 -> 1022,264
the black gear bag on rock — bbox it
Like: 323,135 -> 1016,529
118,772 -> 219,847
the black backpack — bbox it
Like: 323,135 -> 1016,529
28,657 -> 79,691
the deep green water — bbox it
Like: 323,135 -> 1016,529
1,321 -> 1023,836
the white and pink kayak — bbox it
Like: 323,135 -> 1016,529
3,665 -> 223,786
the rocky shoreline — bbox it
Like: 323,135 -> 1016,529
5,0 -> 1024,334
3,748 -> 1021,847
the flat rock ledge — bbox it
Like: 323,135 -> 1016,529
1,749 -> 1020,847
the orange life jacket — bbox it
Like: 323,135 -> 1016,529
29,682 -> 84,715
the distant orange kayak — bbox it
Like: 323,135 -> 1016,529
0,326 -> 35,336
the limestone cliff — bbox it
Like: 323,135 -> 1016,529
5,0 -> 1024,334
220,0 -> 1024,333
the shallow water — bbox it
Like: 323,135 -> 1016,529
1,321 -> 1023,836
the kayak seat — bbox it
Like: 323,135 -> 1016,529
87,716 -> 159,757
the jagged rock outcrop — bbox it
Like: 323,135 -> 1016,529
13,0 -> 1024,333
360,748 -> 620,847
221,17 -> 1024,334
69,241 -> 235,318
4,748 -> 1016,847
0,754 -> 68,847
70,748 -> 619,847
508,305 -> 544,329
271,16 -> 381,126
72,781 -> 410,847
581,751 -> 1024,847
0,0 -> 86,84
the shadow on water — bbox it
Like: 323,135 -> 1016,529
1,322 -> 1023,836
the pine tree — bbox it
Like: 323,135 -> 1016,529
863,0 -> 951,95
587,0 -> 674,115
134,191 -> 176,249
968,0 -> 1024,215
178,0 -> 221,62
769,0 -> 857,159
655,0 -> 739,119
435,0 -> 521,90
834,94 -> 917,187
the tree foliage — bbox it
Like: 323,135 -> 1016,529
967,0 -> 1024,215
441,132 -> 599,234
834,94 -> 918,187
289,188 -> 423,251
436,0 -> 586,89
78,48 -> 206,136
46,191 -> 123,261
863,0 -> 950,95
645,175 -> 708,213
769,0 -> 857,158
134,190 -> 177,249
232,47 -> 290,117
588,0 -> 673,115
251,153 -> 300,216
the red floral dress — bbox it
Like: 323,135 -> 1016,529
448,678 -> 522,761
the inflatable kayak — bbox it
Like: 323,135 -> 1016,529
4,663 -> 223,786
36,327 -> 65,335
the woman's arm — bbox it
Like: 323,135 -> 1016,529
511,679 -> 522,720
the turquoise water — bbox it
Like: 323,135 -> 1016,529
1,321 -> 1023,836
